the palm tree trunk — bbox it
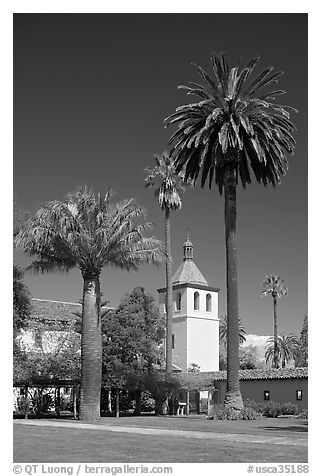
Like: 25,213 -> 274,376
134,390 -> 142,416
55,386 -> 61,417
223,163 -> 243,411
24,385 -> 29,419
115,389 -> 120,418
79,274 -> 102,421
73,386 -> 78,419
273,296 -> 279,369
107,389 -> 112,413
165,206 -> 173,375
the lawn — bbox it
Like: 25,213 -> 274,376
92,414 -> 308,437
13,416 -> 308,463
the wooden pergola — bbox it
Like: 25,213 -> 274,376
13,377 -> 80,419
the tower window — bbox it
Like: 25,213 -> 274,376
206,293 -> 212,312
296,390 -> 302,401
176,292 -> 181,311
194,292 -> 200,310
172,334 -> 175,349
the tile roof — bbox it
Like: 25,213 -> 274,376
178,368 -> 308,390
30,298 -> 112,329
172,260 -> 208,285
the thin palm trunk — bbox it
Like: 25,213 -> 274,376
73,386 -> 77,419
107,389 -> 112,413
79,275 -> 102,421
165,206 -> 173,375
134,390 -> 142,416
55,386 -> 61,417
224,164 -> 243,410
115,389 -> 120,418
273,296 -> 279,369
24,385 -> 29,419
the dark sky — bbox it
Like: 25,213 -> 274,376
13,13 -> 308,336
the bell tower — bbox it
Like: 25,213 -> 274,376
158,235 -> 220,372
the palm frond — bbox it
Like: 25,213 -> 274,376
14,187 -> 167,278
165,52 -> 297,194
265,333 -> 300,367
144,151 -> 189,211
261,275 -> 288,298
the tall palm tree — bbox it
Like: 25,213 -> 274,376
219,315 -> 246,346
14,186 -> 166,421
145,151 -> 186,375
165,52 -> 296,409
261,275 -> 288,369
265,333 -> 300,368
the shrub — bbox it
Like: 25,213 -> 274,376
30,390 -> 54,415
298,409 -> 308,419
255,401 -> 299,418
209,404 -> 262,420
243,398 -> 261,413
279,401 -> 299,416
257,401 -> 280,418
240,406 -> 263,420
141,391 -> 155,413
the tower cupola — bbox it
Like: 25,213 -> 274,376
183,234 -> 193,260
172,233 -> 208,286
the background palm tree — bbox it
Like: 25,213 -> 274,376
219,315 -> 246,346
145,151 -> 186,375
265,333 -> 300,368
295,315 -> 308,367
261,275 -> 288,369
165,52 -> 296,409
14,186 -> 166,421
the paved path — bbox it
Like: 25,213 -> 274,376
14,419 -> 307,447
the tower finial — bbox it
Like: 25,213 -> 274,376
183,229 -> 193,260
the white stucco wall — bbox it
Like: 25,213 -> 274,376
186,287 -> 218,319
187,317 -> 219,371
158,286 -> 220,372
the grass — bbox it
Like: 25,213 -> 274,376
13,416 -> 308,463
91,414 -> 308,436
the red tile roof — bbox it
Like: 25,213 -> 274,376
178,368 -> 308,390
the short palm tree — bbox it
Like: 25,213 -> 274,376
261,275 -> 288,368
265,333 -> 300,368
145,152 -> 186,375
165,52 -> 296,409
14,186 -> 166,420
219,315 -> 246,346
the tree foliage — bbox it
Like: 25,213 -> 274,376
145,151 -> 187,211
295,316 -> 308,367
265,333 -> 300,368
219,315 -> 246,345
239,345 -> 262,370
145,151 -> 187,376
14,186 -> 166,277
14,303 -> 81,385
165,52 -> 296,193
101,287 -> 165,390
261,274 -> 288,368
187,362 -> 201,373
164,52 -> 296,410
13,265 -> 32,335
261,275 -> 288,299
14,186 -> 167,420
13,196 -> 31,237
